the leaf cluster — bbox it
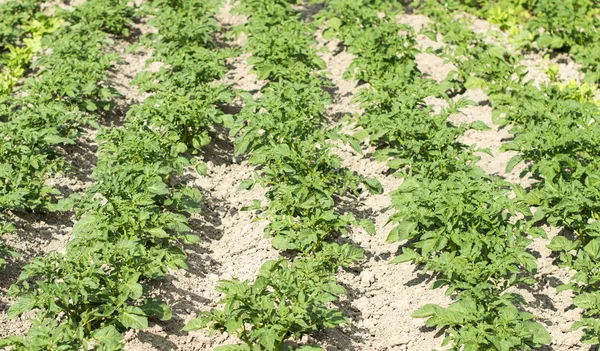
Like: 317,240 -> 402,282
129,0 -> 236,152
417,1 -> 600,347
186,249 -> 360,351
449,0 -> 600,84
317,0 -> 551,349
0,0 -> 43,50
184,1 -> 382,350
0,0 -> 135,272
3,0 -> 226,349
491,72 -> 600,345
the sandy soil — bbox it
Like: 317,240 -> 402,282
0,1 -> 593,351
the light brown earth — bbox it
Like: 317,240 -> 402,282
0,1 -> 592,351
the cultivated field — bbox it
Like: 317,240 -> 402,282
1,0 -> 599,350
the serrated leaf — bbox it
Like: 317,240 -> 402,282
7,295 -> 36,319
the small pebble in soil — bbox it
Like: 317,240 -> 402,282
361,271 -> 376,286
559,322 -> 571,333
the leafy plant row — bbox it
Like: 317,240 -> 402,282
0,0 -> 135,273
498,81 -> 600,346
0,0 -> 63,95
0,0 -> 62,270
0,0 -> 48,271
314,0 -> 553,350
1,0 -> 233,349
496,0 -> 600,83
0,0 -> 41,50
451,0 -> 600,84
183,1 -> 382,350
416,0 -> 600,346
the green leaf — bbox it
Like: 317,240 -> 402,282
214,345 -> 251,351
353,129 -> 369,141
272,236 -> 296,251
238,179 -> 254,191
362,177 -> 383,194
326,17 -> 342,30
573,293 -> 599,310
524,321 -> 552,345
387,221 -> 417,243
348,137 -> 363,154
584,239 -> 600,258
140,299 -> 172,321
465,76 -> 487,89
296,346 -> 324,351
360,219 -> 376,235
469,120 -> 491,131
148,181 -> 169,196
120,307 -> 148,330
547,236 -> 577,252
398,178 -> 419,193
528,226 -> 547,239
85,100 -> 98,111
256,327 -> 278,349
322,28 -> 337,40
506,154 -> 524,172
537,34 -> 564,49
0,164 -> 12,177
390,248 -> 420,263
182,317 -> 207,331
182,234 -> 201,244
48,193 -> 81,212
236,90 -> 254,103
7,295 -> 37,319
43,134 -> 75,145
124,281 -> 144,300
148,228 -> 169,238
196,162 -> 208,176
92,326 -> 123,348
412,304 -> 440,318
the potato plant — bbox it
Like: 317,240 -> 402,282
183,0 -> 382,350
2,0 -> 229,349
3,0 -> 600,349
414,0 -> 600,347
316,0 -> 552,349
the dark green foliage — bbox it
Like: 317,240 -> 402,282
316,0 -> 551,349
184,0 -> 382,349
59,0 -> 135,35
185,249 -> 362,351
0,0 -> 44,49
414,0 -> 600,347
2,0 -> 226,349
